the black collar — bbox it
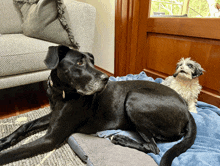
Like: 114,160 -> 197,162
48,75 -> 80,100
47,74 -> 95,100
48,76 -> 66,98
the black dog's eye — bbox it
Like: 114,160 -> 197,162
77,60 -> 84,66
187,63 -> 193,68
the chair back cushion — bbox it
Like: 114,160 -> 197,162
0,0 -> 23,34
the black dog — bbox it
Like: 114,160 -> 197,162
0,45 -> 196,166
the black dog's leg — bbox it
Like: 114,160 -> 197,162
124,89 -> 160,155
0,114 -> 51,151
0,105 -> 85,165
0,133 -> 56,165
0,124 -> 67,165
137,129 -> 160,155
110,131 -> 160,155
110,134 -> 155,153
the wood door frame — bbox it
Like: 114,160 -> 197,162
115,0 -> 150,76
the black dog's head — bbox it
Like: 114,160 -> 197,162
44,45 -> 109,95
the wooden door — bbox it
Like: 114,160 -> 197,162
115,0 -> 220,107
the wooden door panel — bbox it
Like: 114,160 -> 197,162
145,33 -> 220,95
145,34 -> 192,75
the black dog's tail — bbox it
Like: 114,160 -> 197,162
160,113 -> 197,166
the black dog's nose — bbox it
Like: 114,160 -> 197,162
100,74 -> 109,83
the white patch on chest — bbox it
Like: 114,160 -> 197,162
169,77 -> 201,103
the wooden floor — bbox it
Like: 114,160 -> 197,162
0,82 -> 49,119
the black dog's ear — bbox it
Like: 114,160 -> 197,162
44,45 -> 70,69
85,52 -> 94,65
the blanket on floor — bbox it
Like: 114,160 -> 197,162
96,72 -> 220,166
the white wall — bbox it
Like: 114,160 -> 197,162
76,0 -> 115,74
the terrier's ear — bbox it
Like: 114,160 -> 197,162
192,68 -> 204,78
173,64 -> 180,77
192,64 -> 205,78
44,45 -> 70,69
173,72 -> 178,77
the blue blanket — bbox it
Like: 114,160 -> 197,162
97,72 -> 220,166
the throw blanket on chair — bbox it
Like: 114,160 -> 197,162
95,72 -> 220,166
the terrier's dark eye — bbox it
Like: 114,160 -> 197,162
187,63 -> 193,68
176,63 -> 182,70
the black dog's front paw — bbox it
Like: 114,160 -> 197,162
110,135 -> 121,144
110,135 -> 130,145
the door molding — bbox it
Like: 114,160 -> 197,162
115,0 -> 150,76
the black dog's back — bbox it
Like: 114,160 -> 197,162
77,80 -> 189,134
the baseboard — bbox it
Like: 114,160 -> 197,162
143,68 -> 167,79
95,65 -> 114,77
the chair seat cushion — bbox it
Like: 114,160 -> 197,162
0,34 -> 57,77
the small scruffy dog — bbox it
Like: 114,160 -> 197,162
162,58 -> 205,113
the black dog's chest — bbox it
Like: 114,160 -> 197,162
76,87 -> 134,133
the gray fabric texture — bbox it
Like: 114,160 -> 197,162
72,133 -> 158,166
0,0 -> 23,34
0,34 -> 57,77
64,0 -> 96,53
0,70 -> 51,90
0,107 -> 86,166
13,0 -> 79,49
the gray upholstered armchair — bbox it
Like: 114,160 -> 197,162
0,0 -> 96,89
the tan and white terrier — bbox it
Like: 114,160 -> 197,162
162,58 -> 205,113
